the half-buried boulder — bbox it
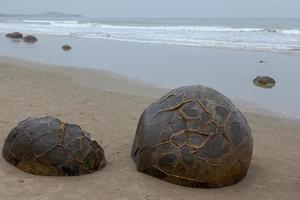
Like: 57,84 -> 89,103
2,116 -> 106,176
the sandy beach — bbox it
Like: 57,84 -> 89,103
0,56 -> 299,200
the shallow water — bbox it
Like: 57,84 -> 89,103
0,34 -> 300,118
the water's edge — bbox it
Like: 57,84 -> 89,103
1,54 -> 298,121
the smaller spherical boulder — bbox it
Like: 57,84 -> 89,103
23,35 -> 38,43
253,76 -> 276,88
62,44 -> 72,51
2,116 -> 106,176
6,32 -> 23,39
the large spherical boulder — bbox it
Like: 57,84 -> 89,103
6,32 -> 23,39
131,85 -> 253,188
23,35 -> 38,43
2,116 -> 106,176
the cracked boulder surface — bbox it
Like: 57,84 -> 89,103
131,85 -> 253,188
2,116 -> 106,176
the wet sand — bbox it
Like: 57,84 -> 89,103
0,57 -> 299,200
1,34 -> 300,118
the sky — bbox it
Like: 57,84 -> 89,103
0,0 -> 300,18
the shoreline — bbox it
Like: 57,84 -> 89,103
64,35 -> 300,57
1,54 -> 295,120
0,55 -> 299,200
2,33 -> 300,118
0,54 -> 299,120
0,55 -> 166,97
3,32 -> 300,57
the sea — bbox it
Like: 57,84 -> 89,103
0,17 -> 300,53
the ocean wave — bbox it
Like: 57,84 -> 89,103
98,24 -> 263,32
281,29 -> 300,34
81,34 -> 299,51
1,19 -> 300,52
22,20 -> 80,24
16,20 -> 300,34
21,20 -> 96,28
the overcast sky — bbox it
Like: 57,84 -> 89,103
0,0 -> 299,18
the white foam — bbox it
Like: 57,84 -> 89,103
1,19 -> 300,52
22,20 -> 79,24
281,29 -> 300,34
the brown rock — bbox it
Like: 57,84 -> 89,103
62,44 -> 72,51
23,35 -> 38,43
6,32 -> 23,39
253,76 -> 276,88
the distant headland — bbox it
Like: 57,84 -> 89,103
0,12 -> 83,18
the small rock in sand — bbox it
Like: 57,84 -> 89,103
17,179 -> 24,183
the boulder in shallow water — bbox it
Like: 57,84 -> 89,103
6,32 -> 23,39
62,44 -> 72,51
253,76 -> 276,88
23,35 -> 38,43
259,60 -> 268,63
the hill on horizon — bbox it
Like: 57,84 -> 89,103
0,12 -> 83,18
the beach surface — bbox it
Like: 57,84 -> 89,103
1,34 -> 300,118
0,57 -> 299,200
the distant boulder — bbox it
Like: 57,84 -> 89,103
62,44 -> 72,51
253,76 -> 276,88
259,60 -> 268,63
23,35 -> 38,43
6,32 -> 23,39
264,28 -> 277,33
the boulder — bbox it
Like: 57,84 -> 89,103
23,35 -> 38,43
5,32 -> 23,39
253,76 -> 276,88
62,44 -> 72,51
259,60 -> 268,63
